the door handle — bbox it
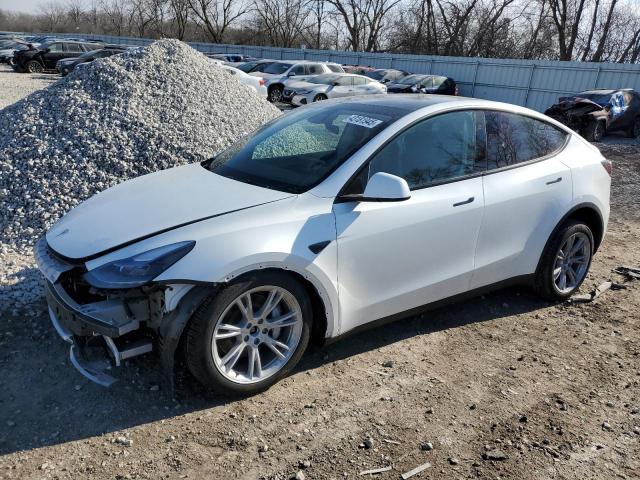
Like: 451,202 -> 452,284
453,197 -> 474,207
546,177 -> 562,185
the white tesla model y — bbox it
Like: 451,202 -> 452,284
36,95 -> 611,394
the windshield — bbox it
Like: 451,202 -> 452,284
397,74 -> 425,85
206,103 -> 402,193
263,62 -> 293,74
366,70 -> 385,80
237,62 -> 256,72
308,74 -> 340,84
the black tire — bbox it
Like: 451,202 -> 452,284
534,220 -> 594,301
313,93 -> 328,102
582,120 -> 605,142
268,85 -> 283,103
26,60 -> 44,74
626,117 -> 640,138
184,271 -> 312,396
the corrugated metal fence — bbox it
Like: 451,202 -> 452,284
58,32 -> 640,112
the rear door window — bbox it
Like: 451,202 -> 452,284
484,111 -> 568,169
64,43 -> 83,53
306,63 -> 324,74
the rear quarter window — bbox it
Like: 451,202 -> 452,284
485,111 -> 568,169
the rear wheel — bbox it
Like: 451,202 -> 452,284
582,120 -> 605,142
313,93 -> 328,102
26,60 -> 44,74
626,117 -> 640,138
185,271 -> 312,395
534,220 -> 593,300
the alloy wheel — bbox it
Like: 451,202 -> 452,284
211,286 -> 303,384
269,88 -> 283,103
27,61 -> 44,73
552,232 -> 591,294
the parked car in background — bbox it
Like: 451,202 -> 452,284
251,61 -> 345,103
221,65 -> 267,99
386,74 -> 458,95
544,89 -> 640,142
37,95 -> 610,395
0,40 -> 28,63
236,60 -> 274,73
56,46 -> 128,76
209,53 -> 257,63
284,73 -> 386,106
11,40 -> 103,73
343,65 -> 376,75
365,68 -> 410,84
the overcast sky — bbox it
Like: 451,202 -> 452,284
0,0 -> 56,14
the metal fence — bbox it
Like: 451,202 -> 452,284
50,33 -> 640,112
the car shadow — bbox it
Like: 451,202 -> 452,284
0,266 -> 549,456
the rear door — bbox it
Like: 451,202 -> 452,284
471,110 -> 572,289
42,42 -> 66,68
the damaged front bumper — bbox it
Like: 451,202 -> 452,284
35,236 -> 163,387
44,280 -> 153,386
35,236 -> 212,388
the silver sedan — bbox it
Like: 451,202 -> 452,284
286,73 -> 387,106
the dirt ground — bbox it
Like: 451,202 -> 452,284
0,71 -> 639,479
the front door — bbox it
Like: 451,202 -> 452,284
334,110 -> 486,332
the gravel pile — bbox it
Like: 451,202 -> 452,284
0,39 -> 281,253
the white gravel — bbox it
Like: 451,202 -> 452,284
0,39 -> 281,311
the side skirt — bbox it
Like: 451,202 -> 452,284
324,274 -> 534,345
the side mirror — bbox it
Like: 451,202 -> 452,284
43,48 -> 50,53
287,71 -> 296,77
362,172 -> 410,202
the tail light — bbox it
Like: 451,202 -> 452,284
601,157 -> 612,175
259,78 -> 266,86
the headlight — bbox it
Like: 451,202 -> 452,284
84,241 -> 195,289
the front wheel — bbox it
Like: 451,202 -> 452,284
626,117 -> 640,138
268,86 -> 283,103
582,120 -> 605,142
313,93 -> 328,102
534,220 -> 594,300
185,271 -> 312,395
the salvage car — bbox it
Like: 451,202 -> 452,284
386,74 -> 458,95
56,46 -> 127,76
545,89 -> 640,142
37,96 -> 610,395
12,40 -> 103,73
250,61 -> 345,103
283,73 -> 386,105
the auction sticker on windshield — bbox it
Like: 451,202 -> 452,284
345,115 -> 383,128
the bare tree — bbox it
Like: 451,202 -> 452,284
170,0 -> 190,39
324,0 -> 402,52
187,0 -> 248,42
547,0 -> 588,60
252,0 -> 309,47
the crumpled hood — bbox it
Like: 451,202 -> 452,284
553,97 -> 606,111
47,163 -> 294,260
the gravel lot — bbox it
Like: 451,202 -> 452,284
0,68 -> 638,480
0,64 -> 56,109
